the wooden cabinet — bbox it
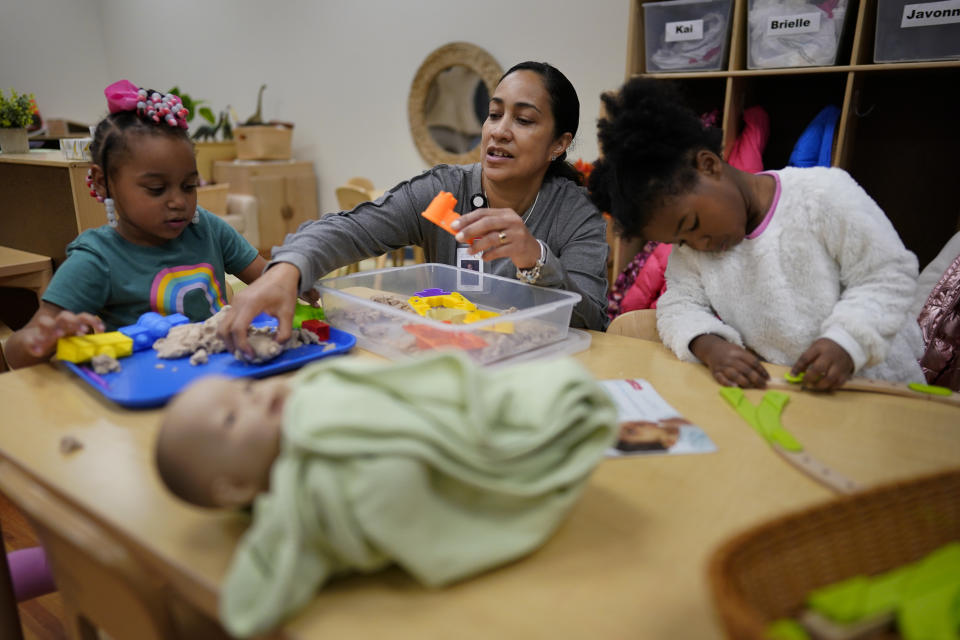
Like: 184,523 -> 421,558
626,0 -> 960,268
0,150 -> 104,267
213,160 -> 319,256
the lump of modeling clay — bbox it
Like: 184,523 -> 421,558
90,354 -> 121,374
154,307 -> 327,365
59,435 -> 83,455
237,333 -> 284,364
153,307 -> 230,359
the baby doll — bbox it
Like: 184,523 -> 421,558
156,353 -> 617,637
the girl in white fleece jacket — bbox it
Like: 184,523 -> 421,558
588,79 -> 924,391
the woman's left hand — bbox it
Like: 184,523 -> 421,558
451,208 -> 541,269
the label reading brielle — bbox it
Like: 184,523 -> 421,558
765,12 -> 822,35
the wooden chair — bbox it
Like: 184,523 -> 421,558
334,179 -> 424,274
0,460 -> 227,640
334,184 -> 377,275
346,176 -> 375,191
606,309 -> 660,342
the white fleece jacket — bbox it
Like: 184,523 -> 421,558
657,167 -> 924,383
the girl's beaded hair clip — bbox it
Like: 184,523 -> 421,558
104,79 -> 189,129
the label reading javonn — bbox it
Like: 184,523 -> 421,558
901,0 -> 960,28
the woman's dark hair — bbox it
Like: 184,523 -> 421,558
90,107 -> 191,198
500,61 -> 583,185
587,78 -> 722,239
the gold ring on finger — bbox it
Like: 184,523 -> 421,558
498,231 -> 507,245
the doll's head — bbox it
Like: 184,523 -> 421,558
155,375 -> 290,508
588,78 -> 764,253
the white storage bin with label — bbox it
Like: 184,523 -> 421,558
747,0 -> 849,68
643,0 -> 733,72
874,0 -> 960,62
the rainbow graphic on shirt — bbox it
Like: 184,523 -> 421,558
150,263 -> 226,316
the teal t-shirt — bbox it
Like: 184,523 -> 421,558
42,209 -> 259,330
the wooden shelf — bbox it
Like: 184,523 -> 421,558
637,58 -> 960,79
624,0 -> 960,268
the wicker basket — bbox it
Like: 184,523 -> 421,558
708,468 -> 960,639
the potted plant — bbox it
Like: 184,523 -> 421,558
168,86 -> 237,183
0,88 -> 37,154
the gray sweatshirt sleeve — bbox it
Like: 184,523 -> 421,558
271,166 -> 470,291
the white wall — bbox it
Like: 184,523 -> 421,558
2,0 -> 628,215
0,0 -> 110,125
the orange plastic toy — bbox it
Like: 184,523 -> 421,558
420,191 -> 460,236
402,325 -> 488,351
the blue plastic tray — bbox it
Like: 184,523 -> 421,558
64,326 -> 356,409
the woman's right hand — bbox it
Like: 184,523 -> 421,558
690,333 -> 770,388
6,304 -> 104,369
218,262 -> 302,358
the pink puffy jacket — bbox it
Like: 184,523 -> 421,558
918,253 -> 960,391
621,243 -> 673,313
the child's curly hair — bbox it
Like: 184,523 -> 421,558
588,78 -> 722,239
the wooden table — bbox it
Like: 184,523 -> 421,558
0,246 -> 53,302
0,333 -> 957,639
0,150 -> 104,267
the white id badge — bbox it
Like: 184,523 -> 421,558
456,245 -> 484,291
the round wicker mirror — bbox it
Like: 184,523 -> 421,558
408,42 -> 503,166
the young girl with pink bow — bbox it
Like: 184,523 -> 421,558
6,79 -> 266,369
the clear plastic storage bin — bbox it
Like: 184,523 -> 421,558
316,264 -> 582,366
874,0 -> 960,63
747,0 -> 849,69
643,0 -> 733,72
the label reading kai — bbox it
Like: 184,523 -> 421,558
665,19 -> 704,42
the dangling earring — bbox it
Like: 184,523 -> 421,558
105,198 -> 118,228
192,208 -> 200,224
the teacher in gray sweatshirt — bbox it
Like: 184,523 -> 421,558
221,61 -> 609,355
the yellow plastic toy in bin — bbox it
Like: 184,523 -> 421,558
56,332 -> 133,363
407,292 -> 477,316
461,310 -> 514,334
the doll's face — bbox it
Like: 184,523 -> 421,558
157,375 -> 289,507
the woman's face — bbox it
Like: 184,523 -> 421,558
481,70 -> 567,185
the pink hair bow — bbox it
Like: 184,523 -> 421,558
105,79 -> 140,113
103,79 -> 189,129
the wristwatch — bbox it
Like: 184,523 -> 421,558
516,240 -> 547,284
